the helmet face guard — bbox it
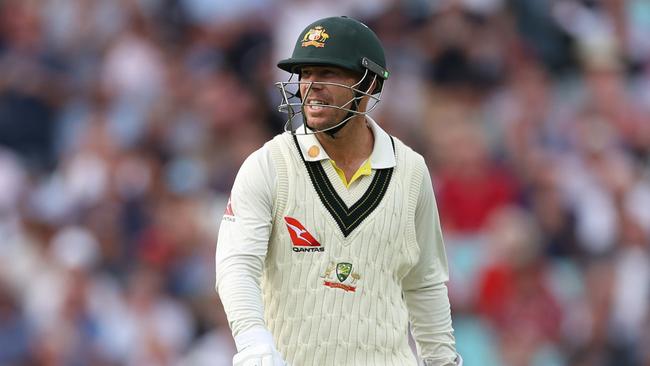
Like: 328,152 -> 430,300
275,16 -> 389,135
275,68 -> 383,135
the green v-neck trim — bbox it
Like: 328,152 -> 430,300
292,135 -> 395,237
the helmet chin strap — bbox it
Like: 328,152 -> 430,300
319,92 -> 362,139
323,104 -> 357,139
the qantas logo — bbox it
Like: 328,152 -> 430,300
284,217 -> 324,252
224,197 -> 234,216
222,197 -> 235,222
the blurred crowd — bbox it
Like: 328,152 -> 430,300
0,0 -> 649,365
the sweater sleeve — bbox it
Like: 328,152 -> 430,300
402,163 -> 458,364
215,144 -> 276,340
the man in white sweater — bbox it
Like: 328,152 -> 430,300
215,16 -> 462,366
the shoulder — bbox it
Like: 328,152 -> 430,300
240,143 -> 272,174
234,137 -> 285,187
239,133 -> 293,172
390,135 -> 426,168
268,132 -> 296,148
230,140 -> 279,206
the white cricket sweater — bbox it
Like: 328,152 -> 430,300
264,131 -> 421,365
216,119 -> 457,366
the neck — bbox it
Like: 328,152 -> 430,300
316,116 -> 374,166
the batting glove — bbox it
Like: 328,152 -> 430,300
233,343 -> 286,366
423,353 -> 463,366
233,326 -> 286,366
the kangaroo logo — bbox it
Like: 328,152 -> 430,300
284,217 -> 324,252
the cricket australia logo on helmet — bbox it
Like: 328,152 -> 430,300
301,26 -> 329,48
284,216 -> 324,252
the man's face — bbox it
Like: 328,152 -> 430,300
299,66 -> 361,131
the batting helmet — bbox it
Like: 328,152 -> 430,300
276,16 -> 389,135
278,16 -> 389,89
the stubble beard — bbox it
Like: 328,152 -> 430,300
304,108 -> 348,132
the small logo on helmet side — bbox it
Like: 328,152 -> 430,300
301,26 -> 329,48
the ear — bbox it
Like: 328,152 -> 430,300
358,73 -> 381,95
369,78 -> 383,94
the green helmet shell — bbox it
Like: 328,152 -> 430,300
277,16 -> 389,81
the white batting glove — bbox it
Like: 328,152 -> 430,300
422,353 -> 463,366
233,326 -> 286,366
232,343 -> 286,366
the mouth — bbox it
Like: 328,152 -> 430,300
305,99 -> 329,111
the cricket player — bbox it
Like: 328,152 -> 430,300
215,16 -> 462,366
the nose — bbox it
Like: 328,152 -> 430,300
300,80 -> 322,98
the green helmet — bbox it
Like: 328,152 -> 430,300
278,16 -> 389,87
275,16 -> 389,136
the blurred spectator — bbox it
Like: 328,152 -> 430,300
526,154 -> 582,259
433,122 -> 519,234
0,281 -> 33,365
476,206 -> 563,366
103,266 -> 194,366
179,295 -> 237,366
0,0 -> 66,171
609,212 -> 650,365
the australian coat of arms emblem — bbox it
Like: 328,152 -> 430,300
321,261 -> 360,292
301,26 -> 329,48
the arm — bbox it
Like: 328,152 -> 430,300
402,166 -> 461,366
215,145 -> 285,365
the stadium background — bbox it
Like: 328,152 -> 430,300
0,0 -> 649,365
